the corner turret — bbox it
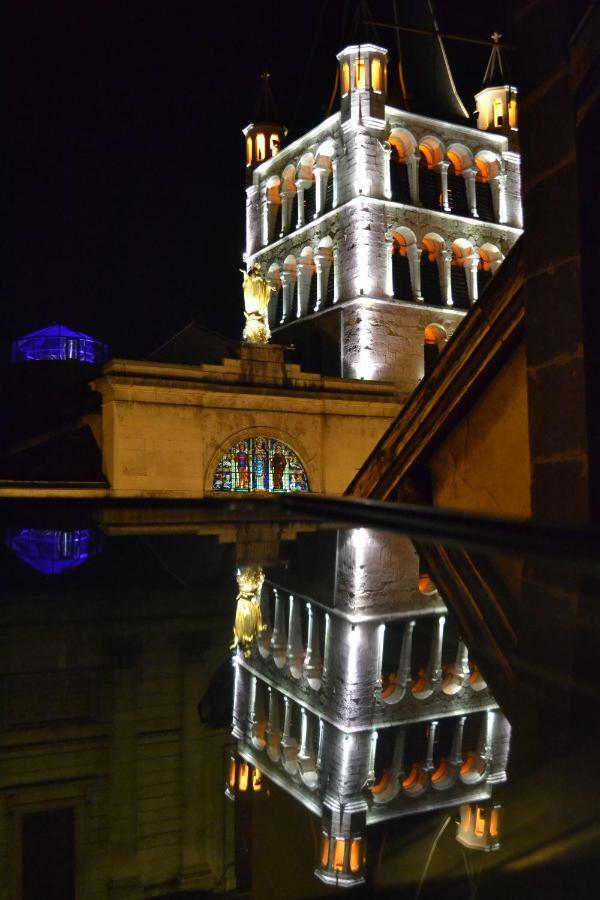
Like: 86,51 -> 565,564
475,34 -> 518,146
337,44 -> 388,130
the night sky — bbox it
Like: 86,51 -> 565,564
9,1 -> 514,359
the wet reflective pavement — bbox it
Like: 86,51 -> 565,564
1,500 -> 598,899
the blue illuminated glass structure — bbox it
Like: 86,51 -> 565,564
6,528 -> 103,575
11,324 -> 109,364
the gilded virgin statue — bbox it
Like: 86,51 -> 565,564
240,264 -> 272,344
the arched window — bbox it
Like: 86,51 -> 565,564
508,98 -> 518,129
256,133 -> 266,161
246,136 -> 252,166
270,134 -> 281,156
213,437 -> 309,492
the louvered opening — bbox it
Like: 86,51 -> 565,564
324,176 -> 334,213
447,168 -> 469,217
392,250 -> 412,301
476,181 -> 495,222
390,159 -> 411,204
419,165 -> 441,211
421,256 -> 443,307
478,267 -> 493,296
451,266 -> 470,310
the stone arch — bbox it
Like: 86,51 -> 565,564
281,163 -> 297,192
424,323 -> 448,376
447,142 -> 474,174
477,242 -> 502,296
474,149 -> 501,181
474,150 -> 501,222
207,426 -> 313,494
315,139 -> 335,171
390,227 -> 417,301
451,238 -> 475,309
389,127 -> 417,160
297,152 -> 315,184
421,233 -> 446,307
298,246 -> 317,316
418,134 -> 445,168
422,232 -> 446,261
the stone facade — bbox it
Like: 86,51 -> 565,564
91,344 -> 400,498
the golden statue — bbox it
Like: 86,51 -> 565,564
231,565 -> 267,656
241,264 -> 272,344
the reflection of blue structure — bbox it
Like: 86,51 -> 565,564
6,529 -> 103,575
11,324 -> 109,364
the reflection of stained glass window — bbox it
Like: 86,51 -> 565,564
213,437 -> 309,493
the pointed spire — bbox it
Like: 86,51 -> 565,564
483,32 -> 508,87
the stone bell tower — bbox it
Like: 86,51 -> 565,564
243,72 -> 287,186
242,41 -> 522,392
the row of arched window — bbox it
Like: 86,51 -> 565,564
265,237 -> 336,325
388,128 -> 505,223
390,228 -> 503,309
259,130 -> 507,250
263,140 -> 336,245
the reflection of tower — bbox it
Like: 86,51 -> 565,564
243,42 -> 522,390
230,528 -> 511,888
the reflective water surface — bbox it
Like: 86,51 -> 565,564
1,500 -> 598,899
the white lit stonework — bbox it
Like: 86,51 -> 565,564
243,44 -> 522,393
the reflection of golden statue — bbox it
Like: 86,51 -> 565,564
232,565 -> 266,656
240,264 -> 272,344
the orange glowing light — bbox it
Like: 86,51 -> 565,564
355,59 -> 366,91
371,58 -> 382,92
252,767 -> 262,792
321,834 -> 330,868
350,838 -> 363,873
238,761 -> 249,792
342,63 -> 350,94
333,838 -> 346,871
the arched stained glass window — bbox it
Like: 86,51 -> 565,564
212,437 -> 309,493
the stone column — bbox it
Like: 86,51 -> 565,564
331,157 -> 339,207
280,189 -> 295,236
382,143 -> 392,199
295,180 -> 306,228
423,720 -> 439,774
439,249 -> 453,306
463,166 -> 479,217
406,154 -> 420,206
266,688 -> 282,763
179,632 -> 211,887
382,619 -> 415,704
385,235 -> 394,298
413,615 -> 445,700
281,697 -> 299,774
303,603 -> 323,690
491,173 -> 507,224
449,715 -> 466,766
466,253 -> 480,304
296,257 -> 313,317
245,185 -> 260,256
407,244 -> 423,302
314,166 -> 328,217
280,270 -> 296,323
270,589 -> 287,668
107,637 -> 142,898
313,251 -> 330,311
436,161 -> 451,212
286,595 -> 305,679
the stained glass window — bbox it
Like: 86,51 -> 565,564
212,437 -> 309,493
